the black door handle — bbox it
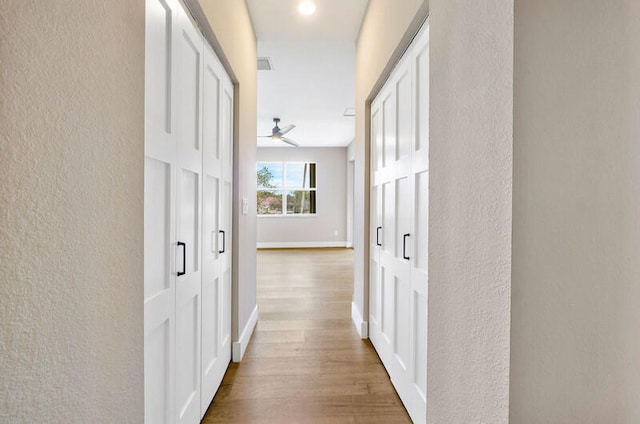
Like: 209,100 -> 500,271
376,226 -> 382,247
219,230 -> 225,254
177,241 -> 186,276
402,234 -> 410,260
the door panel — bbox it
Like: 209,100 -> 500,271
396,68 -> 412,160
368,19 -> 429,424
369,103 -> 383,339
146,0 -> 232,422
395,177 -> 410,259
222,267 -> 231,347
220,78 -> 234,356
200,41 -> 230,416
179,170 -> 199,273
174,6 -> 203,423
145,158 -> 172,298
145,0 -> 174,139
413,291 -> 428,398
407,22 -> 429,423
382,182 -> 394,256
369,258 -> 380,326
144,0 -> 177,422
394,276 -> 410,370
415,171 -> 429,270
176,295 -> 199,422
415,35 -> 429,156
222,86 -> 234,182
369,185 -> 380,327
382,93 -> 395,168
203,61 -> 221,162
372,108 -> 382,174
201,274 -> 219,370
146,319 -> 171,424
380,267 -> 393,344
178,30 -> 201,151
175,166 -> 201,424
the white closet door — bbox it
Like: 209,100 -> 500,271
219,76 -> 233,366
144,0 -> 178,422
369,20 -> 429,424
200,42 -> 231,416
174,7 -> 203,424
406,23 -> 429,424
369,104 -> 383,335
372,58 -> 415,421
146,1 -> 233,422
379,50 -> 414,394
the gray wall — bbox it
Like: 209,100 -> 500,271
511,1 -> 640,421
0,1 -> 145,421
256,147 -> 348,247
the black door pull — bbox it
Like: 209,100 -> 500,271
177,241 -> 186,276
402,234 -> 410,260
219,230 -> 226,254
376,226 -> 382,247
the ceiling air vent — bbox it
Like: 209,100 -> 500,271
257,57 -> 273,71
343,108 -> 356,117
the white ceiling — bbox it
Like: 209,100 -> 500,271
246,0 -> 369,147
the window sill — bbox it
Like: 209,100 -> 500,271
257,214 -> 317,218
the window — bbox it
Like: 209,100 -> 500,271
257,162 -> 317,215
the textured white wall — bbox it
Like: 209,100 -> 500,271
256,147 -> 348,246
197,0 -> 258,343
511,1 -> 640,421
0,1 -> 144,422
428,0 -> 513,421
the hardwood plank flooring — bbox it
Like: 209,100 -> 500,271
202,248 -> 410,423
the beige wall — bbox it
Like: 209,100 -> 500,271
511,1 -> 640,421
354,0 -> 428,334
256,147 -> 348,247
428,0 -> 513,421
195,0 -> 258,347
0,1 -> 145,422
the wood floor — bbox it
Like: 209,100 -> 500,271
202,248 -> 411,423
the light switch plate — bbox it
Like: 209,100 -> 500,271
242,197 -> 248,215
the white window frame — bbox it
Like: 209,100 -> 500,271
256,161 -> 317,217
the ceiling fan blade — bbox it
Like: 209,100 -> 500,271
281,137 -> 299,147
277,124 -> 295,136
257,135 -> 273,138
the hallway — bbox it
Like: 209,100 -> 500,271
203,248 -> 410,423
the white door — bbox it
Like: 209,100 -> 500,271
200,41 -> 232,417
145,1 -> 232,422
369,103 -> 383,340
219,75 -> 234,367
144,0 -> 178,422
405,23 -> 429,422
369,21 -> 429,424
174,6 -> 203,424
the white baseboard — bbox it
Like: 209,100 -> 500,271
351,302 -> 368,339
257,241 -> 348,249
232,305 -> 258,362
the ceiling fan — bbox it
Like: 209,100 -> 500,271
258,117 -> 299,147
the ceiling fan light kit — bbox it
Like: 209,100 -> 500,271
258,117 -> 300,147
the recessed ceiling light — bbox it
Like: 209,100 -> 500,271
298,1 -> 316,16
